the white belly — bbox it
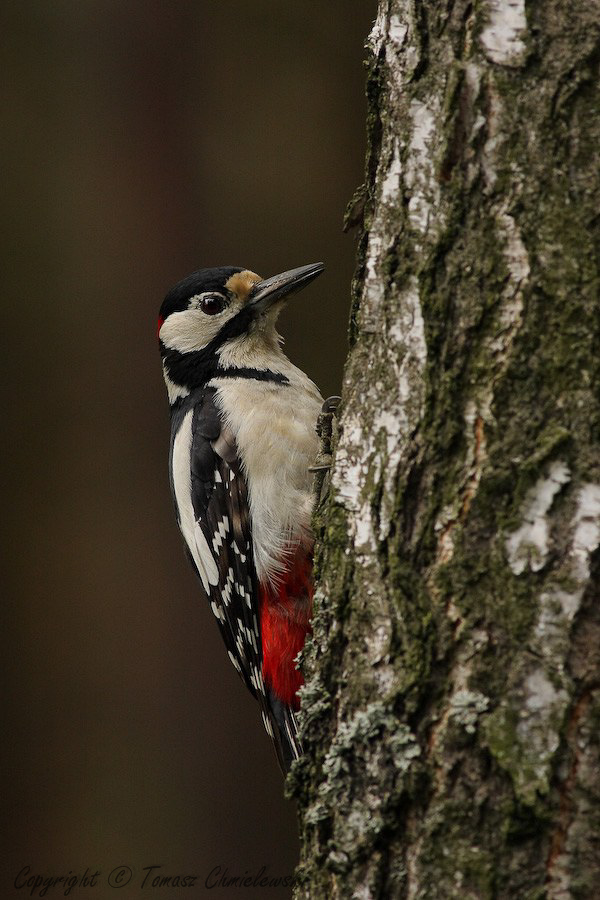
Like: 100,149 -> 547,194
213,369 -> 323,584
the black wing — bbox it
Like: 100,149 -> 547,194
186,388 -> 299,772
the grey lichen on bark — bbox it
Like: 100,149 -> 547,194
289,1 -> 600,898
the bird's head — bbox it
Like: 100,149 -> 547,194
158,263 -> 324,401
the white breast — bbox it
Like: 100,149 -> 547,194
213,363 -> 323,585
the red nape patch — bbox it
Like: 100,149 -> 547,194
156,316 -> 164,339
260,551 -> 313,710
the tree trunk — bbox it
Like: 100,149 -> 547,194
290,1 -> 600,897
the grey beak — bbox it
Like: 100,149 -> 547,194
248,262 -> 324,313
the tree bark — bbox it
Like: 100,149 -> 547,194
290,1 -> 600,897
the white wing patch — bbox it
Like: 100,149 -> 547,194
211,515 -> 230,553
222,567 -> 235,607
172,409 -> 219,592
194,523 -> 219,587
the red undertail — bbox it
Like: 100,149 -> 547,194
260,548 -> 313,710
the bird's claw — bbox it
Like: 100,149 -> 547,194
311,396 -> 341,509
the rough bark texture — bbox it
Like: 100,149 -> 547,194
289,2 -> 600,897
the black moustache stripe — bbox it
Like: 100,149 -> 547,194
213,367 -> 290,383
167,366 -> 289,415
162,343 -> 289,397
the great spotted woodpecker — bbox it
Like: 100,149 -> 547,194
158,263 -> 324,772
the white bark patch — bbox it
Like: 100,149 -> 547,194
491,483 -> 600,804
333,414 -> 379,555
335,96 -> 429,556
406,100 -> 439,236
335,274 -> 428,553
528,479 -> 600,672
386,9 -> 421,81
362,233 -> 385,331
388,14 -> 407,47
333,415 -> 366,514
379,277 -> 427,541
360,141 -> 402,332
334,408 -> 384,555
571,483 -> 600,579
533,483 -> 600,654
480,0 -> 528,67
505,461 -> 571,575
380,138 -> 402,203
515,670 -> 567,786
523,669 -> 564,714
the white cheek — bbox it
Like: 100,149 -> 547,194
160,308 -> 226,353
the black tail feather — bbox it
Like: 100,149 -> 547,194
265,688 -> 303,775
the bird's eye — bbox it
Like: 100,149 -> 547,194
200,294 -> 226,315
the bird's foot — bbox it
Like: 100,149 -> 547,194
310,396 -> 341,510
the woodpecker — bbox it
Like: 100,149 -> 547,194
158,263 -> 324,772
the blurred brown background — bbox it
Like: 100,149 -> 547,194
2,2 -> 373,896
